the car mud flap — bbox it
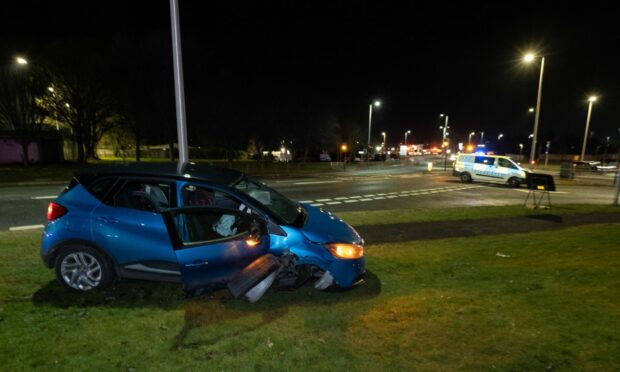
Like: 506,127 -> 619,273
314,270 -> 334,290
228,254 -> 279,300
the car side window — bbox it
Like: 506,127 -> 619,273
174,210 -> 251,245
114,181 -> 172,213
182,184 -> 241,210
88,178 -> 117,201
498,158 -> 518,170
475,156 -> 495,165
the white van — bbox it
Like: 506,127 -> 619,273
453,154 -> 528,187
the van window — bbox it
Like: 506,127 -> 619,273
475,156 -> 495,166
498,158 -> 518,170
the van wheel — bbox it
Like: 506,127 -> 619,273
507,177 -> 521,188
460,172 -> 472,183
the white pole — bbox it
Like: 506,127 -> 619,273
367,104 -> 373,160
530,57 -> 545,166
170,0 -> 189,171
580,100 -> 594,161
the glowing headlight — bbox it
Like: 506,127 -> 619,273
324,243 -> 364,259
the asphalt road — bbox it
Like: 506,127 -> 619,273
0,169 -> 616,231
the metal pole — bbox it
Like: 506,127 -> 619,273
170,0 -> 189,171
367,104 -> 373,161
580,100 -> 594,161
614,170 -> 620,205
443,115 -> 449,140
530,57 -> 545,166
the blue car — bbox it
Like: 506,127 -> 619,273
41,163 -> 365,301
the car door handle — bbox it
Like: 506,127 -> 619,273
97,216 -> 119,224
185,260 -> 209,267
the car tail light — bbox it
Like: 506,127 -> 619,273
47,202 -> 68,221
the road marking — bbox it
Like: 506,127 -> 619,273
316,198 -> 333,202
349,196 -> 362,199
326,201 -> 342,205
334,197 -> 349,200
31,196 -> 56,200
387,195 -> 398,198
310,203 -> 324,207
294,181 -> 342,185
373,196 -> 386,200
9,224 -> 45,231
360,198 -> 373,201
363,194 -> 376,197
344,199 -> 359,203
299,200 -> 314,203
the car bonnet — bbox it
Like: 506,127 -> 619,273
299,204 -> 362,245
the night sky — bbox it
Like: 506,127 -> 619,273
2,1 -> 618,154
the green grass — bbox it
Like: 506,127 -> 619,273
337,204 -> 620,226
1,207 -> 619,370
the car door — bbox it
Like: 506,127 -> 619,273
162,207 -> 270,292
90,178 -> 179,268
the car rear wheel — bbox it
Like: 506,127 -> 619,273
54,245 -> 114,291
460,172 -> 472,183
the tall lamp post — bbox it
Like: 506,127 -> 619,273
468,132 -> 475,145
439,114 -> 450,141
523,53 -> 545,166
580,96 -> 598,161
367,100 -> 381,160
404,130 -> 411,145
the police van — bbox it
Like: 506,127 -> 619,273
453,154 -> 528,187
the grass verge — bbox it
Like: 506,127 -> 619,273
0,207 -> 619,370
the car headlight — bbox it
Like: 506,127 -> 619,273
324,243 -> 364,259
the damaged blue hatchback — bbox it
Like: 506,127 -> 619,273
41,163 -> 365,302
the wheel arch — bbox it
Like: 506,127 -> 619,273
46,239 -> 120,277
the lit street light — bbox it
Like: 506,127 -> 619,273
15,57 -> 28,65
367,100 -> 381,160
528,107 -> 535,113
580,96 -> 598,161
439,114 -> 450,142
523,52 -> 546,166
468,132 -> 475,145
404,130 -> 411,145
498,133 -> 504,140
381,131 -> 386,145
480,131 -> 484,144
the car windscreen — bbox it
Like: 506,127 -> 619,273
233,177 -> 305,227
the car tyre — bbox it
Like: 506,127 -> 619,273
507,177 -> 521,188
460,172 -> 472,183
54,245 -> 115,292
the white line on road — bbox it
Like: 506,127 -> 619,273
334,197 -> 349,200
299,200 -> 314,203
9,224 -> 45,231
31,196 -> 56,200
310,203 -> 324,206
294,181 -> 342,185
316,198 -> 333,202
344,199 -> 359,203
326,201 -> 342,205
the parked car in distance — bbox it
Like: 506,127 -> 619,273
41,163 -> 365,302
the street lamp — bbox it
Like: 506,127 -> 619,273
404,130 -> 411,145
468,132 -> 475,145
15,56 -> 28,65
480,131 -> 484,144
528,107 -> 535,113
367,100 -> 381,160
439,114 -> 450,141
381,131 -> 386,146
580,96 -> 598,161
523,52 -> 545,165
498,133 -> 504,140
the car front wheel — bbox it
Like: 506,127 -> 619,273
54,245 -> 114,291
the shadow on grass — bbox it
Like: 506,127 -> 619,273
32,271 -> 382,349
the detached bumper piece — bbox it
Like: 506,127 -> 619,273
228,254 -> 279,302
